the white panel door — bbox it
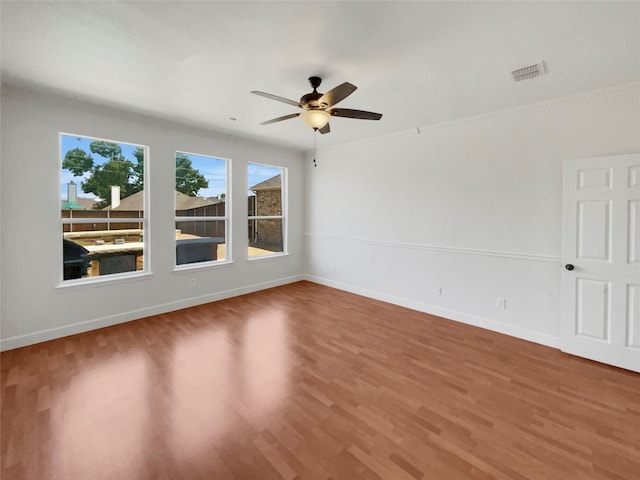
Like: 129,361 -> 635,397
561,154 -> 640,372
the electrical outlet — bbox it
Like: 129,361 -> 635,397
436,287 -> 442,296
190,278 -> 196,287
496,298 -> 506,309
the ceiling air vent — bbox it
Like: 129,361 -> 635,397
511,62 -> 546,82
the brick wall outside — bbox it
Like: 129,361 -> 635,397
253,189 -> 282,250
256,189 -> 281,216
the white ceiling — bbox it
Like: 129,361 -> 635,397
2,1 -> 639,151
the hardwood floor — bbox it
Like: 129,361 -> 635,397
2,281 -> 639,480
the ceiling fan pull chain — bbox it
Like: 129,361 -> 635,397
313,130 -> 317,167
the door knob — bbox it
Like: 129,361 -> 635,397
565,264 -> 575,271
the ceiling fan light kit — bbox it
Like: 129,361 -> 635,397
252,76 -> 382,135
300,109 -> 331,129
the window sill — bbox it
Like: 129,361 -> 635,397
56,271 -> 155,291
246,252 -> 289,262
173,260 -> 234,273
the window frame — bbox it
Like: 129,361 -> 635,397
174,150 -> 232,270
247,162 -> 288,260
58,132 -> 150,286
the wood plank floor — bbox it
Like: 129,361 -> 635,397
2,281 -> 639,480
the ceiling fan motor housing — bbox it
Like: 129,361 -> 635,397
300,92 -> 326,110
301,76 -> 328,109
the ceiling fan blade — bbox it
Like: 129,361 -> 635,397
251,91 -> 301,108
318,123 -> 331,135
318,82 -> 357,108
330,108 -> 383,120
260,113 -> 300,125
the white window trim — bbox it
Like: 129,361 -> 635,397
247,164 -> 288,260
59,133 -> 150,286
173,151 -> 231,270
62,217 -> 145,225
175,216 -> 226,222
247,215 -> 283,221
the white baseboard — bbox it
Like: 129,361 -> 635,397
0,274 -> 304,351
304,274 -> 560,349
2,273 -> 560,352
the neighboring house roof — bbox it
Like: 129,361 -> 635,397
61,201 -> 83,209
103,190 -> 144,210
60,197 -> 101,210
77,197 -> 100,209
175,192 -> 220,210
250,174 -> 281,191
104,190 -> 218,210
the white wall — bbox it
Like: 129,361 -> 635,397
305,83 -> 640,347
0,85 -> 305,350
3,83 -> 638,351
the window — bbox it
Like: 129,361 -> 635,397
248,163 -> 286,258
175,152 -> 229,266
60,134 -> 147,282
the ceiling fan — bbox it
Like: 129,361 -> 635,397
251,76 -> 382,134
